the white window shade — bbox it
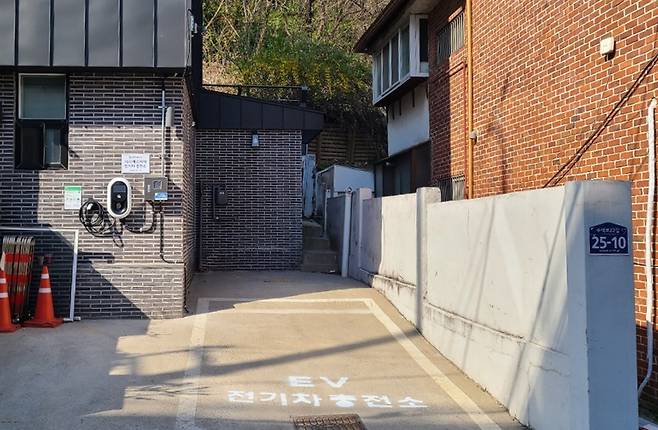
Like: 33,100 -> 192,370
20,75 -> 66,120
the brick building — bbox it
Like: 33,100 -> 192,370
357,0 -> 658,410
0,1 -> 322,320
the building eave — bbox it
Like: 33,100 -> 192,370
354,0 -> 411,54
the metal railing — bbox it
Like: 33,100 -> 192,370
203,84 -> 310,107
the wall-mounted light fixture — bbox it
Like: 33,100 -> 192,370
600,34 -> 615,59
251,130 -> 260,147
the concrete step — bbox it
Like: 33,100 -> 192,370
303,236 -> 332,251
303,221 -> 324,238
303,250 -> 338,266
300,262 -> 339,274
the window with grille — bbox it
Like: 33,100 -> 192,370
436,11 -> 464,64
436,175 -> 465,201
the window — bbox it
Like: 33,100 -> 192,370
16,74 -> 68,170
391,33 -> 399,84
400,26 -> 410,77
436,175 -> 465,201
382,42 -> 390,92
370,15 -> 429,103
436,11 -> 464,64
419,19 -> 429,63
374,52 -> 382,97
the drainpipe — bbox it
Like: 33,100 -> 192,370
465,0 -> 475,198
160,84 -> 167,177
639,97 -> 657,396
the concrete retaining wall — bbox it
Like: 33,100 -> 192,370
326,195 -> 346,256
361,193 -> 417,286
345,182 -> 638,430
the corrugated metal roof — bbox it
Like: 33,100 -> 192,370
0,0 -> 192,70
197,89 -> 324,144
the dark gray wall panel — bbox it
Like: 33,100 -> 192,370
241,100 -> 262,130
262,104 -> 283,129
18,0 -> 50,66
220,96 -> 241,129
305,111 -> 324,130
157,0 -> 186,67
198,91 -> 324,132
0,0 -> 15,65
283,108 -> 304,129
122,0 -> 154,67
198,92 -> 219,128
88,0 -> 120,67
53,0 -> 85,66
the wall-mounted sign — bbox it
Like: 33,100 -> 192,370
589,222 -> 629,255
64,186 -> 82,210
121,154 -> 150,174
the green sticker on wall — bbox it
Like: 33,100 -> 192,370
64,186 -> 82,210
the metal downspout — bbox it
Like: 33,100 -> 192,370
465,0 -> 475,198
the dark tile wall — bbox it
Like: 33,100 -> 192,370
0,73 -> 192,319
196,129 -> 303,271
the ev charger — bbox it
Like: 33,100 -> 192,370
107,178 -> 132,219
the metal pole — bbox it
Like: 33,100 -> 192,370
69,230 -> 79,322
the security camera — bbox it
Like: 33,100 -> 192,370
107,178 -> 132,219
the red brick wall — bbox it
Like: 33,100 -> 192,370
428,0 -> 467,185
428,0 -> 658,408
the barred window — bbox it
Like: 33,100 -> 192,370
436,175 -> 465,201
436,11 -> 464,64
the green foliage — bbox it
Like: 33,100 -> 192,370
202,0 -> 388,129
238,30 -> 377,126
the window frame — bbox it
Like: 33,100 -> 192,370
15,73 -> 69,170
371,14 -> 428,104
436,10 -> 465,65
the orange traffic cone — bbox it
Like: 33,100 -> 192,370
0,269 -> 20,333
23,263 -> 63,328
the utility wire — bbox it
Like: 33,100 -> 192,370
544,49 -> 658,188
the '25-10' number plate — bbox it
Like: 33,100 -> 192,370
589,222 -> 629,255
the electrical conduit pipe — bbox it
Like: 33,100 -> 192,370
640,97 -> 658,396
465,0 -> 475,198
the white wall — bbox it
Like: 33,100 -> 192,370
361,193 -> 417,286
350,182 -> 638,430
333,165 -> 374,193
387,82 -> 430,157
314,165 -> 374,217
423,186 -> 570,428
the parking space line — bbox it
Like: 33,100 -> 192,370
223,309 -> 372,315
175,298 -> 209,430
175,296 -> 501,430
363,299 -> 502,430
205,298 -> 371,303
